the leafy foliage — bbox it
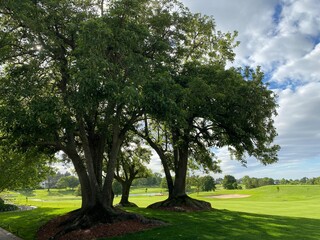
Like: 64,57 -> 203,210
0,197 -> 18,212
132,172 -> 162,187
200,176 -> 216,191
0,145 -> 53,192
56,176 -> 79,189
112,181 -> 122,197
222,175 -> 238,190
242,176 -> 274,189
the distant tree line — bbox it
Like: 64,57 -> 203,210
132,172 -> 162,187
277,177 -> 320,185
241,176 -> 275,189
240,175 -> 320,189
44,171 -> 79,191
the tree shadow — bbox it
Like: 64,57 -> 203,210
112,208 -> 320,240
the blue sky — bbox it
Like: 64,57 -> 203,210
148,0 -> 320,180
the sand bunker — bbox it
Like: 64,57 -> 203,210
207,194 -> 251,199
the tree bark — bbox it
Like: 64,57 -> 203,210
102,117 -> 124,209
147,126 -> 211,211
173,146 -> 188,197
120,182 -> 131,205
144,136 -> 174,198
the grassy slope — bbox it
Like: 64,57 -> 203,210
0,186 -> 319,240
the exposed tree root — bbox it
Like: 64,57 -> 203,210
147,195 -> 212,212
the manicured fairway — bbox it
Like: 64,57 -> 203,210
196,185 -> 320,219
0,185 -> 319,240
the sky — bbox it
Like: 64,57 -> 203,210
148,0 -> 320,180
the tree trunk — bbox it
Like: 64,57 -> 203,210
102,119 -> 123,209
172,147 -> 188,197
53,147 -> 119,239
120,182 -> 130,205
145,138 -> 174,198
147,129 -> 211,211
117,181 -> 137,207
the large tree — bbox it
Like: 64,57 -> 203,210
0,0 -> 182,236
140,13 -> 279,209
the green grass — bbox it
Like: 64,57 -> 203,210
195,185 -> 320,219
110,208 -> 320,240
1,185 -> 320,240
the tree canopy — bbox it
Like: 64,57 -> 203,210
56,175 -> 79,189
222,175 -> 238,190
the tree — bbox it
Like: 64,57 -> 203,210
300,177 -> 308,184
200,176 -> 216,192
0,0 -> 177,235
0,196 -> 18,212
280,178 -> 289,185
114,136 -> 152,207
222,175 -> 238,190
139,9 -> 279,210
45,171 -> 71,191
56,176 -> 79,190
132,172 -> 162,187
259,177 -> 274,186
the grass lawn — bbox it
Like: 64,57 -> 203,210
1,185 -> 320,240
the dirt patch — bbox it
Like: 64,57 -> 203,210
207,194 -> 251,199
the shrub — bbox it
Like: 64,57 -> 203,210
0,198 -> 19,212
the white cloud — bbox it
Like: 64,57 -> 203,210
181,0 -> 277,66
272,43 -> 320,82
275,82 -> 320,161
250,34 -> 314,71
279,0 -> 320,37
183,0 -> 320,84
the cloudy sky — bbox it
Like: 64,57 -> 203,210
149,0 -> 320,180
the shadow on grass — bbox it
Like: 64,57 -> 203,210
1,206 -> 319,240
109,208 -> 320,240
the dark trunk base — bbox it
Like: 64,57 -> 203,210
40,205 -> 163,240
147,195 -> 212,212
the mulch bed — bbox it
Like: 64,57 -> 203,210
36,205 -> 208,239
37,214 -> 161,240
